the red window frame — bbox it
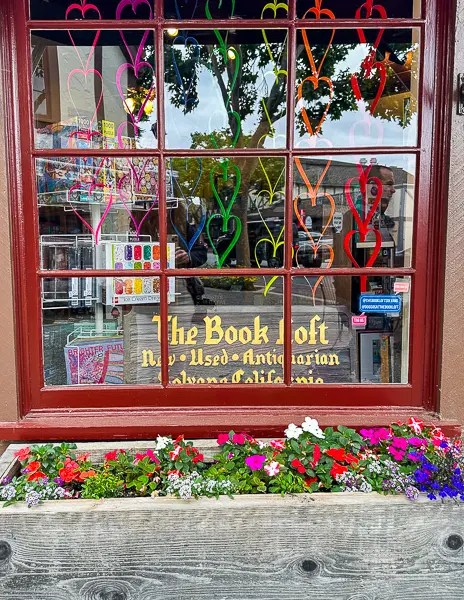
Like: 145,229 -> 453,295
0,0 -> 457,439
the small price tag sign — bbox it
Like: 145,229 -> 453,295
393,280 -> 410,293
352,315 -> 367,328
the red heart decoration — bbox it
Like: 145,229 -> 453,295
344,164 -> 382,236
351,61 -> 387,115
355,1 -> 388,75
343,227 -> 382,292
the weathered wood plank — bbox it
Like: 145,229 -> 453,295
0,495 -> 463,599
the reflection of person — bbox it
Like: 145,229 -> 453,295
367,165 -> 398,243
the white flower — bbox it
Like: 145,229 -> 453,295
155,436 -> 171,450
257,440 -> 268,449
264,461 -> 281,477
285,423 -> 303,439
301,417 -> 325,439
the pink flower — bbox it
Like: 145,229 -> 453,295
232,433 -> 246,445
14,447 -> 31,462
169,446 -> 182,460
264,461 -> 280,477
134,453 -> 146,464
392,437 -> 408,451
146,449 -> 160,464
217,433 -> 230,445
408,438 -> 424,447
245,455 -> 266,471
388,446 -> 405,461
104,450 -> 118,462
270,439 -> 285,450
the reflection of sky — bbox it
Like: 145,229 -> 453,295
157,42 -> 418,149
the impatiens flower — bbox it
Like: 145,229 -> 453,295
25,461 -> 41,474
14,447 -> 31,462
245,455 -> 266,471
78,470 -> 96,481
175,435 -> 184,444
360,427 -> 390,445
344,453 -> 359,466
59,466 -> 78,483
305,477 -> 318,487
76,453 -> 91,462
104,450 -> 118,462
217,433 -> 230,445
27,471 -> 47,482
155,436 -> 171,450
408,438 -> 424,447
270,440 -> 285,450
134,453 -> 146,464
326,448 -> 346,462
392,437 -> 408,451
167,469 -> 181,476
285,423 -> 303,439
169,446 -> 182,461
232,433 -> 246,445
312,444 -> 321,466
330,462 -> 348,478
301,417 -> 325,439
145,449 -> 159,463
388,446 -> 405,461
408,417 -> 424,434
291,459 -> 306,474
192,454 -> 204,464
264,461 -> 281,477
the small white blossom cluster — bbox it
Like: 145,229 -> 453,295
285,417 -> 325,440
366,458 -> 383,474
165,472 -> 236,500
155,436 -> 171,451
336,472 -> 373,494
23,482 -> 72,507
0,485 -> 16,501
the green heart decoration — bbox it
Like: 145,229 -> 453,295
207,214 -> 242,268
210,163 -> 241,222
209,110 -> 242,150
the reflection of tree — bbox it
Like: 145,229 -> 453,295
164,34 -> 416,266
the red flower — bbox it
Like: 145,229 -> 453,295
134,453 -> 146,463
270,440 -> 285,450
78,470 -> 96,481
304,476 -> 318,487
330,462 -> 348,478
64,457 -> 79,470
169,446 -> 182,460
25,461 -> 41,474
232,433 -> 246,445
14,447 -> 31,462
27,471 -> 47,482
192,454 -> 204,464
104,450 -> 118,462
344,453 -> 359,465
167,469 -> 181,476
217,433 -> 230,445
312,444 -> 321,466
76,453 -> 91,462
59,466 -> 78,483
326,448 -> 346,462
175,435 -> 184,443
291,459 -> 306,474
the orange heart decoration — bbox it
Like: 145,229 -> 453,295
298,76 -> 334,137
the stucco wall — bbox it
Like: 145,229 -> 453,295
0,72 -> 19,421
440,0 -> 464,422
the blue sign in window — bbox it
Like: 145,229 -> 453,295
359,295 -> 402,314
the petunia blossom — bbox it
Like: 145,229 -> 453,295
245,455 -> 266,471
264,461 -> 281,477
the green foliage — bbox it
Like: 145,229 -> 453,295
81,472 -> 124,500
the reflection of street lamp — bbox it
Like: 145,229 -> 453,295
167,28 -> 179,37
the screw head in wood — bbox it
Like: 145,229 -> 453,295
446,534 -> 464,550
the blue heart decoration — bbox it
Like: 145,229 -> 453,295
169,158 -> 205,255
171,35 -> 200,107
174,0 -> 199,21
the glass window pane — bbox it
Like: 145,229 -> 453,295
297,0 -> 422,19
30,0 -> 154,20
42,277 -> 165,386
166,156 -> 286,269
292,154 -> 415,268
164,29 -> 287,149
167,277 -> 284,384
164,0 -> 289,19
292,275 -> 411,383
294,28 -> 420,148
36,156 -> 172,269
32,31 -> 157,149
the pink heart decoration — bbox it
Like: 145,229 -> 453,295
67,158 -> 113,245
116,61 -> 156,127
117,158 -> 159,238
66,0 -> 101,74
67,129 -> 102,148
116,0 -> 153,68
67,69 -> 104,129
349,114 -> 384,148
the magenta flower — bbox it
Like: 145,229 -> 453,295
232,433 -> 246,445
217,433 -> 230,445
389,446 -> 405,461
392,437 -> 408,451
361,427 -> 390,445
408,438 -> 424,448
245,455 -> 266,471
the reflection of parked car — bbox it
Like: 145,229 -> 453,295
295,231 -> 333,267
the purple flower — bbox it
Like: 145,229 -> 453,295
408,438 -> 424,447
408,452 -> 422,462
405,486 -> 420,501
245,455 -> 266,471
53,477 -> 64,486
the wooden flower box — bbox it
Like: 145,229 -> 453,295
0,442 -> 463,600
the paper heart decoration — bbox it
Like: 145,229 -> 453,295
66,3 -> 101,72
67,157 -> 113,245
67,69 -> 103,129
296,243 -> 334,306
300,5 -> 335,79
349,113 -> 384,148
117,158 -> 159,238
356,1 -> 388,75
351,61 -> 387,116
298,76 -> 334,137
67,129 -> 102,149
208,110 -> 241,149
171,200 -> 206,256
116,61 -> 156,125
174,0 -> 199,20
171,35 -> 201,107
206,214 -> 242,268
